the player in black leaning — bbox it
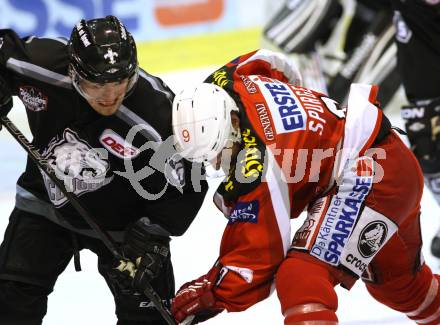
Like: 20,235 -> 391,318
0,16 -> 207,325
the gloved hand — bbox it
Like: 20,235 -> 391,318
401,98 -> 440,172
115,218 -> 170,292
0,75 -> 12,130
172,265 -> 224,324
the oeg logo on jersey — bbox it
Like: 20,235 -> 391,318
100,129 -> 140,159
251,76 -> 307,134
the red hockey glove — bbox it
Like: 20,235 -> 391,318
172,265 -> 224,324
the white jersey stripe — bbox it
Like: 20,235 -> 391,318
24,36 -> 68,45
236,49 -> 302,86
51,37 -> 68,45
116,105 -> 162,143
139,69 -> 173,102
406,277 -> 439,317
414,305 -> 440,324
336,83 -> 380,178
6,57 -> 72,89
264,147 -> 291,254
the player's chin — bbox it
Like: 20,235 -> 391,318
93,99 -> 123,116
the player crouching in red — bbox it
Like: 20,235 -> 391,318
171,49 -> 440,324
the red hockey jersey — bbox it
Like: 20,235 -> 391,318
203,49 -> 384,311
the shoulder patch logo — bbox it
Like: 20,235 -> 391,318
100,129 -> 140,159
19,86 -> 48,112
229,200 -> 259,224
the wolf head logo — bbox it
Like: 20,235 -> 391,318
41,129 -> 112,206
50,130 -> 108,181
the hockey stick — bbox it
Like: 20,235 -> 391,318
0,115 -> 177,325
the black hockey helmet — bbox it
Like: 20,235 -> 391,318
68,16 -> 138,98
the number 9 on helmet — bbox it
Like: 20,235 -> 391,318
172,83 -> 240,163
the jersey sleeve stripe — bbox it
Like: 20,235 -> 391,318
139,69 -> 173,102
265,148 -> 292,254
6,57 -> 72,89
116,105 -> 163,142
49,37 -> 69,45
24,36 -> 68,45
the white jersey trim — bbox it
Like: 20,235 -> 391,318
139,69 -> 173,102
237,49 -> 302,86
336,83 -> 380,178
51,37 -> 68,45
406,277 -> 439,317
414,305 -> 440,324
116,105 -> 163,143
6,57 -> 72,89
264,147 -> 291,254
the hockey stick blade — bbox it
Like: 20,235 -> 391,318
0,116 -> 177,325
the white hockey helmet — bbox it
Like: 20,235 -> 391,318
172,83 -> 240,163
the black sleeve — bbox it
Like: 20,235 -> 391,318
0,29 -> 68,98
0,29 -> 26,64
142,159 -> 209,236
126,137 -> 208,236
0,29 -> 28,89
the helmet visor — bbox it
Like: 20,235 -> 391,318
71,65 -> 139,101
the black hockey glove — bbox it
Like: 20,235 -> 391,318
115,218 -> 170,292
0,75 -> 12,119
401,98 -> 440,173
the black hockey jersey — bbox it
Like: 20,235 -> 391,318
0,29 -> 207,236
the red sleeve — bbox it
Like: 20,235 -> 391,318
231,49 -> 302,86
212,183 -> 287,312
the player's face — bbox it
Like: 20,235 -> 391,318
80,79 -> 129,116
211,142 -> 240,171
210,113 -> 241,171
